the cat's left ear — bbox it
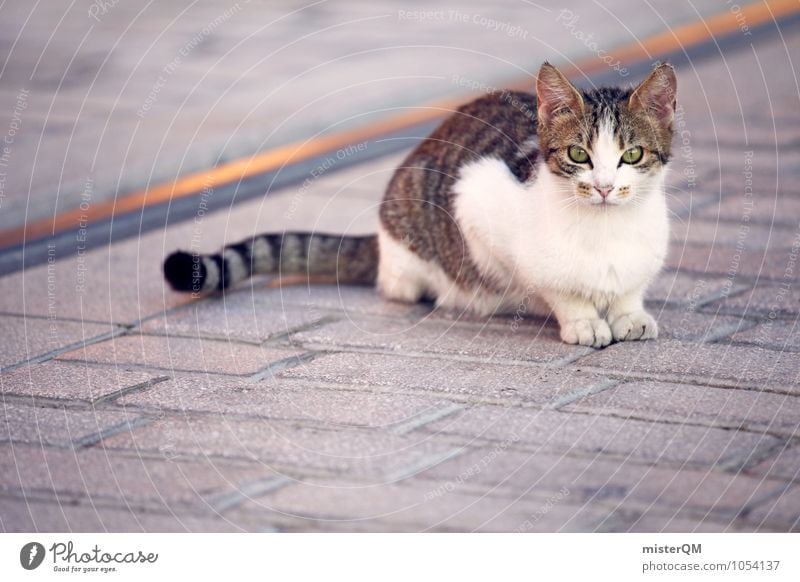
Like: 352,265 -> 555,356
629,63 -> 677,127
537,62 -> 584,124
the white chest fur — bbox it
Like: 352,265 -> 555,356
453,157 -> 669,307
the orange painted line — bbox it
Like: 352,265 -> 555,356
504,0 -> 800,88
1,0 -> 796,250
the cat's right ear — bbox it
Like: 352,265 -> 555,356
536,62 -> 584,124
629,62 -> 677,127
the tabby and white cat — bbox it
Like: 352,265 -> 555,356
164,62 -> 677,348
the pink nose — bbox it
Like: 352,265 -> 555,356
594,185 -> 613,199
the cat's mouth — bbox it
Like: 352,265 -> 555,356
577,185 -> 635,207
589,195 -> 623,206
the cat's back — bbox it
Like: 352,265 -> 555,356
378,90 -> 539,286
400,90 -> 539,184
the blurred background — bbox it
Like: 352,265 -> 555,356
0,0 -> 731,233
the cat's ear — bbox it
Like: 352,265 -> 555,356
536,62 -> 584,124
629,63 -> 677,127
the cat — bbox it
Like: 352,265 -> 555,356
164,61 -> 677,349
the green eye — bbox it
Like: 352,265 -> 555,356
568,145 -> 589,163
621,146 -> 644,164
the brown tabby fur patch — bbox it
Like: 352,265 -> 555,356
380,90 -> 539,293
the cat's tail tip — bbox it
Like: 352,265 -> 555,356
163,250 -> 206,293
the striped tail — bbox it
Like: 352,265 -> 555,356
163,232 -> 378,294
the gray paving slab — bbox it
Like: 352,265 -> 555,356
0,443 -> 282,513
139,301 -> 329,344
576,340 -> 800,393
0,497 -> 243,533
57,333 -> 304,376
564,380 -> 800,438
744,485 -> 800,532
0,0 -> 728,231
233,478 -> 614,532
419,447 -> 784,523
1,402 -> 143,448
706,283 -> 800,320
748,445 -> 800,482
279,351 -> 610,407
101,414 -> 465,480
291,315 -> 586,365
116,372 -> 463,430
422,405 -> 782,470
0,315 -> 114,369
0,360 -> 158,402
731,320 -> 800,351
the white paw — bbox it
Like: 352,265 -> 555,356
610,311 -> 658,341
560,318 -> 613,348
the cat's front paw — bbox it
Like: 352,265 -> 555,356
560,318 -> 612,348
609,311 -> 658,341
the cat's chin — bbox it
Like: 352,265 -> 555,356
579,197 -> 628,208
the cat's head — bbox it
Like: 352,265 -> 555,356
536,62 -> 676,206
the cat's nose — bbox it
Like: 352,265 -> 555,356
594,185 -> 613,199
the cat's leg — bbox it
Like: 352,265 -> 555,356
606,289 -> 658,341
539,289 -> 612,348
376,227 -> 428,303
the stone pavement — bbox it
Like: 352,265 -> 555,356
0,0 -> 725,231
1,20 -> 800,532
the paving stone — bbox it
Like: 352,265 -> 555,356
644,271 -> 733,308
0,315 -> 114,369
0,497 -> 242,533
57,334 -> 303,376
695,190 -> 800,228
117,373 -> 460,430
664,187 -> 718,220
667,239 -> 800,283
420,446 -> 782,521
1,403 -> 142,448
419,303 -> 548,329
280,352 -> 612,407
621,513 -> 750,532
0,230 -> 195,323
241,474 -> 743,531
114,373 -> 238,408
730,319 -> 800,351
102,415 -> 463,479
686,132 -> 800,172
650,306 -> 749,342
0,361 -> 157,402
565,381 -> 800,438
140,300 -> 329,343
576,340 -> 800,393
292,316 -> 586,364
0,0 -> 733,231
235,479 -> 614,532
0,444 -> 284,513
705,283 -> 800,319
743,485 -> 800,532
423,405 -> 781,469
671,219 -> 800,250
515,502 -> 740,532
244,283 -> 426,318
748,445 -> 800,482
